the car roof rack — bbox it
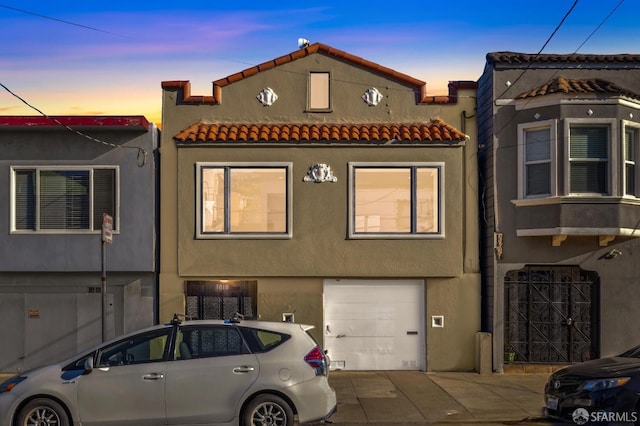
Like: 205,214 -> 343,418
170,313 -> 197,325
226,312 -> 244,324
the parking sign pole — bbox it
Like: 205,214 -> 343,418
101,213 -> 113,342
101,240 -> 107,342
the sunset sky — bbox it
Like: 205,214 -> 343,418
1,1 -> 638,126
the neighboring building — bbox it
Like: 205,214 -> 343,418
160,42 -> 480,371
0,116 -> 158,372
478,53 -> 640,371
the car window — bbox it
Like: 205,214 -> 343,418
620,345 -> 640,358
176,325 -> 246,360
240,327 -> 290,353
96,328 -> 171,367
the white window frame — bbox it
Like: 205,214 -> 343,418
195,162 -> 293,239
348,162 -> 444,239
622,120 -> 640,198
517,119 -> 557,199
10,165 -> 119,234
564,118 -> 617,196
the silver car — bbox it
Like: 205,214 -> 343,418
0,315 -> 337,426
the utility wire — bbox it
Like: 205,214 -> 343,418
489,0 -> 627,151
0,81 -> 147,167
574,0 -> 625,53
494,0 -> 580,102
0,4 -> 128,37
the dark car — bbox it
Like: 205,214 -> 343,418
544,345 -> 640,424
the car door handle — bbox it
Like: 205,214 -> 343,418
143,373 -> 164,381
233,366 -> 255,374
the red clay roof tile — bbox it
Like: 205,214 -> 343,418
517,76 -> 640,101
174,120 -> 467,144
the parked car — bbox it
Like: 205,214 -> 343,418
0,315 -> 337,426
544,345 -> 640,424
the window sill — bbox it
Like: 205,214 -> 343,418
196,233 -> 292,240
512,196 -> 640,207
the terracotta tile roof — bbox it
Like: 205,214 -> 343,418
161,43 -> 477,105
174,120 -> 467,144
516,77 -> 640,101
487,51 -> 640,66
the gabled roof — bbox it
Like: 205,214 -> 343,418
0,116 -> 150,130
516,77 -> 640,101
161,43 -> 476,105
487,52 -> 640,66
174,120 -> 467,144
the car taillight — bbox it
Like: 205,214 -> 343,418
304,346 -> 327,376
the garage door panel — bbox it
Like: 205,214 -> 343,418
324,280 -> 424,371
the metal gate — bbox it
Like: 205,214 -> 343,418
504,266 -> 598,364
185,280 -> 257,320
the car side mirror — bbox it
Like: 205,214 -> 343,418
83,357 -> 94,374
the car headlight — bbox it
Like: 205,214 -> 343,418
0,375 -> 26,393
579,377 -> 631,391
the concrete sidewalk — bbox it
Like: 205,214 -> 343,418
324,370 -> 557,425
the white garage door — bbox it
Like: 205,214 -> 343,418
323,279 -> 425,371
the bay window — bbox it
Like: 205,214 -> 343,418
568,124 -> 610,194
518,120 -> 556,198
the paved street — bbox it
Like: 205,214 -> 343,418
322,370 -> 563,425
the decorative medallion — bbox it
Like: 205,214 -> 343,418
303,163 -> 338,183
362,87 -> 383,106
256,87 -> 278,106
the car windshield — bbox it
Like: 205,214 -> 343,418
619,345 -> 640,358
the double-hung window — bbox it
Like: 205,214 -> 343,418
197,162 -> 292,238
11,166 -> 117,232
348,162 -> 443,238
624,123 -> 640,197
517,120 -> 556,198
568,123 -> 611,195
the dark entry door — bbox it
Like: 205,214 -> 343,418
185,280 -> 257,320
504,266 -> 598,363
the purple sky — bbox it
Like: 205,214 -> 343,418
1,1 -> 637,125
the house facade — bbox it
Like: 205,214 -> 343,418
0,116 -> 158,372
478,53 -> 640,371
160,43 -> 480,371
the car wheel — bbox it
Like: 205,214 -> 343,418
243,394 -> 294,426
16,398 -> 70,426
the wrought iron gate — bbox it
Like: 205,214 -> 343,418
185,280 -> 257,320
504,266 -> 598,363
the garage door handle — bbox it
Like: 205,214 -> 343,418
406,331 -> 418,335
233,366 -> 255,374
337,334 -> 346,338
143,373 -> 164,381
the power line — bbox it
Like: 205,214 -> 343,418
0,4 -> 128,37
574,0 -> 625,53
490,0 -> 628,149
494,0 -> 579,102
0,81 -> 147,166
